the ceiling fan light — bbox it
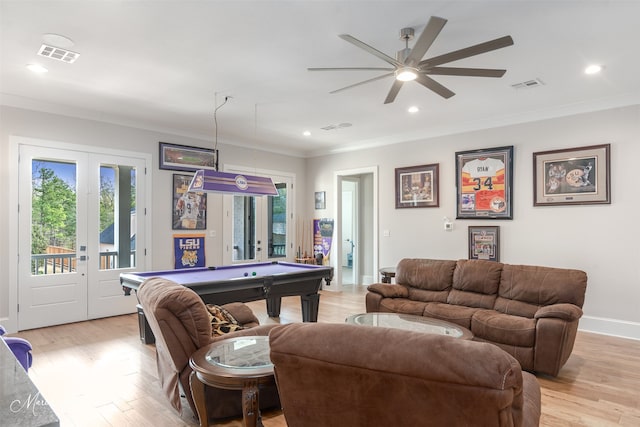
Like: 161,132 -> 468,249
396,67 -> 418,82
584,64 -> 603,75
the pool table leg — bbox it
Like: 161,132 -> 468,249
300,294 -> 320,322
266,297 -> 282,318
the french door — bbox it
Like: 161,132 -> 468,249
223,169 -> 293,265
18,144 -> 148,330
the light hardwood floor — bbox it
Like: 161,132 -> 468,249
14,285 -> 640,426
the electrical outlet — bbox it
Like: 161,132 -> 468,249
444,222 -> 453,231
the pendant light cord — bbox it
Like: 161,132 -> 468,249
213,96 -> 231,154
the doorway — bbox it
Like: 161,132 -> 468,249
222,166 -> 294,265
13,139 -> 150,330
341,178 -> 358,285
334,167 -> 378,289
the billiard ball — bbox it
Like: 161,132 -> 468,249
244,272 -> 248,277
252,272 -> 257,276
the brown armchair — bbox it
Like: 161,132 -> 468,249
270,323 -> 541,427
137,277 -> 280,421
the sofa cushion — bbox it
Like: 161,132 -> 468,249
496,264 -> 587,317
422,303 -> 480,330
453,259 -> 504,296
408,287 -> 449,303
396,258 -> 457,295
379,298 -> 428,316
472,310 -> 536,348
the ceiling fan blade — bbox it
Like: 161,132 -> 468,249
330,72 -> 394,94
308,67 -> 395,72
405,16 -> 447,66
384,80 -> 404,104
339,34 -> 403,68
415,74 -> 455,99
419,35 -> 514,68
426,67 -> 506,77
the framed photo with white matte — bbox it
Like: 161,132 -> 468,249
533,144 -> 610,206
395,163 -> 439,208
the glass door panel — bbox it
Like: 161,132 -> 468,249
98,165 -> 137,270
268,183 -> 287,258
233,195 -> 257,261
30,160 -> 78,276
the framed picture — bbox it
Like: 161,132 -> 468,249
159,142 -> 218,172
456,146 -> 513,219
172,174 -> 207,230
468,226 -> 500,262
315,191 -> 326,209
395,163 -> 439,208
533,144 -> 610,206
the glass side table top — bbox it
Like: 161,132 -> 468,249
345,313 -> 472,339
205,336 -> 272,369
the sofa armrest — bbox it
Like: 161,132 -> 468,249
367,283 -> 409,298
534,303 -> 583,321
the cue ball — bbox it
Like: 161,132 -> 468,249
244,272 -> 248,277
252,272 -> 257,276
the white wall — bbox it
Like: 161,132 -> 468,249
3,104 -> 639,339
306,105 -> 640,340
0,106 -> 307,328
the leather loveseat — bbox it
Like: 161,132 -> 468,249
366,258 -> 587,376
270,322 -> 541,427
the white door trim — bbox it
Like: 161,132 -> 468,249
333,166 -> 378,291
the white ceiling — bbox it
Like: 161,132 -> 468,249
2,1 -> 639,158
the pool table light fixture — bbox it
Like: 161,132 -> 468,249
188,169 -> 278,196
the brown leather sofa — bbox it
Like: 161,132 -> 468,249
137,277 -> 280,422
270,322 -> 541,427
366,258 -> 587,376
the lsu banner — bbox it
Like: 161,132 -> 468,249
173,234 -> 205,269
313,218 -> 334,263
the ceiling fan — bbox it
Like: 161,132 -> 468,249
309,16 -> 514,104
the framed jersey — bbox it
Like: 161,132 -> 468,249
173,174 -> 207,230
455,146 -> 513,219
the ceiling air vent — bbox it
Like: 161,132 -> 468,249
37,44 -> 80,63
511,78 -> 544,90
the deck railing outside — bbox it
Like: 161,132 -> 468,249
31,251 -> 136,274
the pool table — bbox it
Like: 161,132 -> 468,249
120,261 -> 333,324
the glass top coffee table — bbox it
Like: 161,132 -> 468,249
346,312 -> 473,339
189,336 -> 275,427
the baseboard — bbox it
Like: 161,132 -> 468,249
579,315 -> 640,341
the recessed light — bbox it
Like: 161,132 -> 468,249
408,106 -> 419,113
26,64 -> 48,73
303,130 -> 311,137
584,64 -> 603,75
